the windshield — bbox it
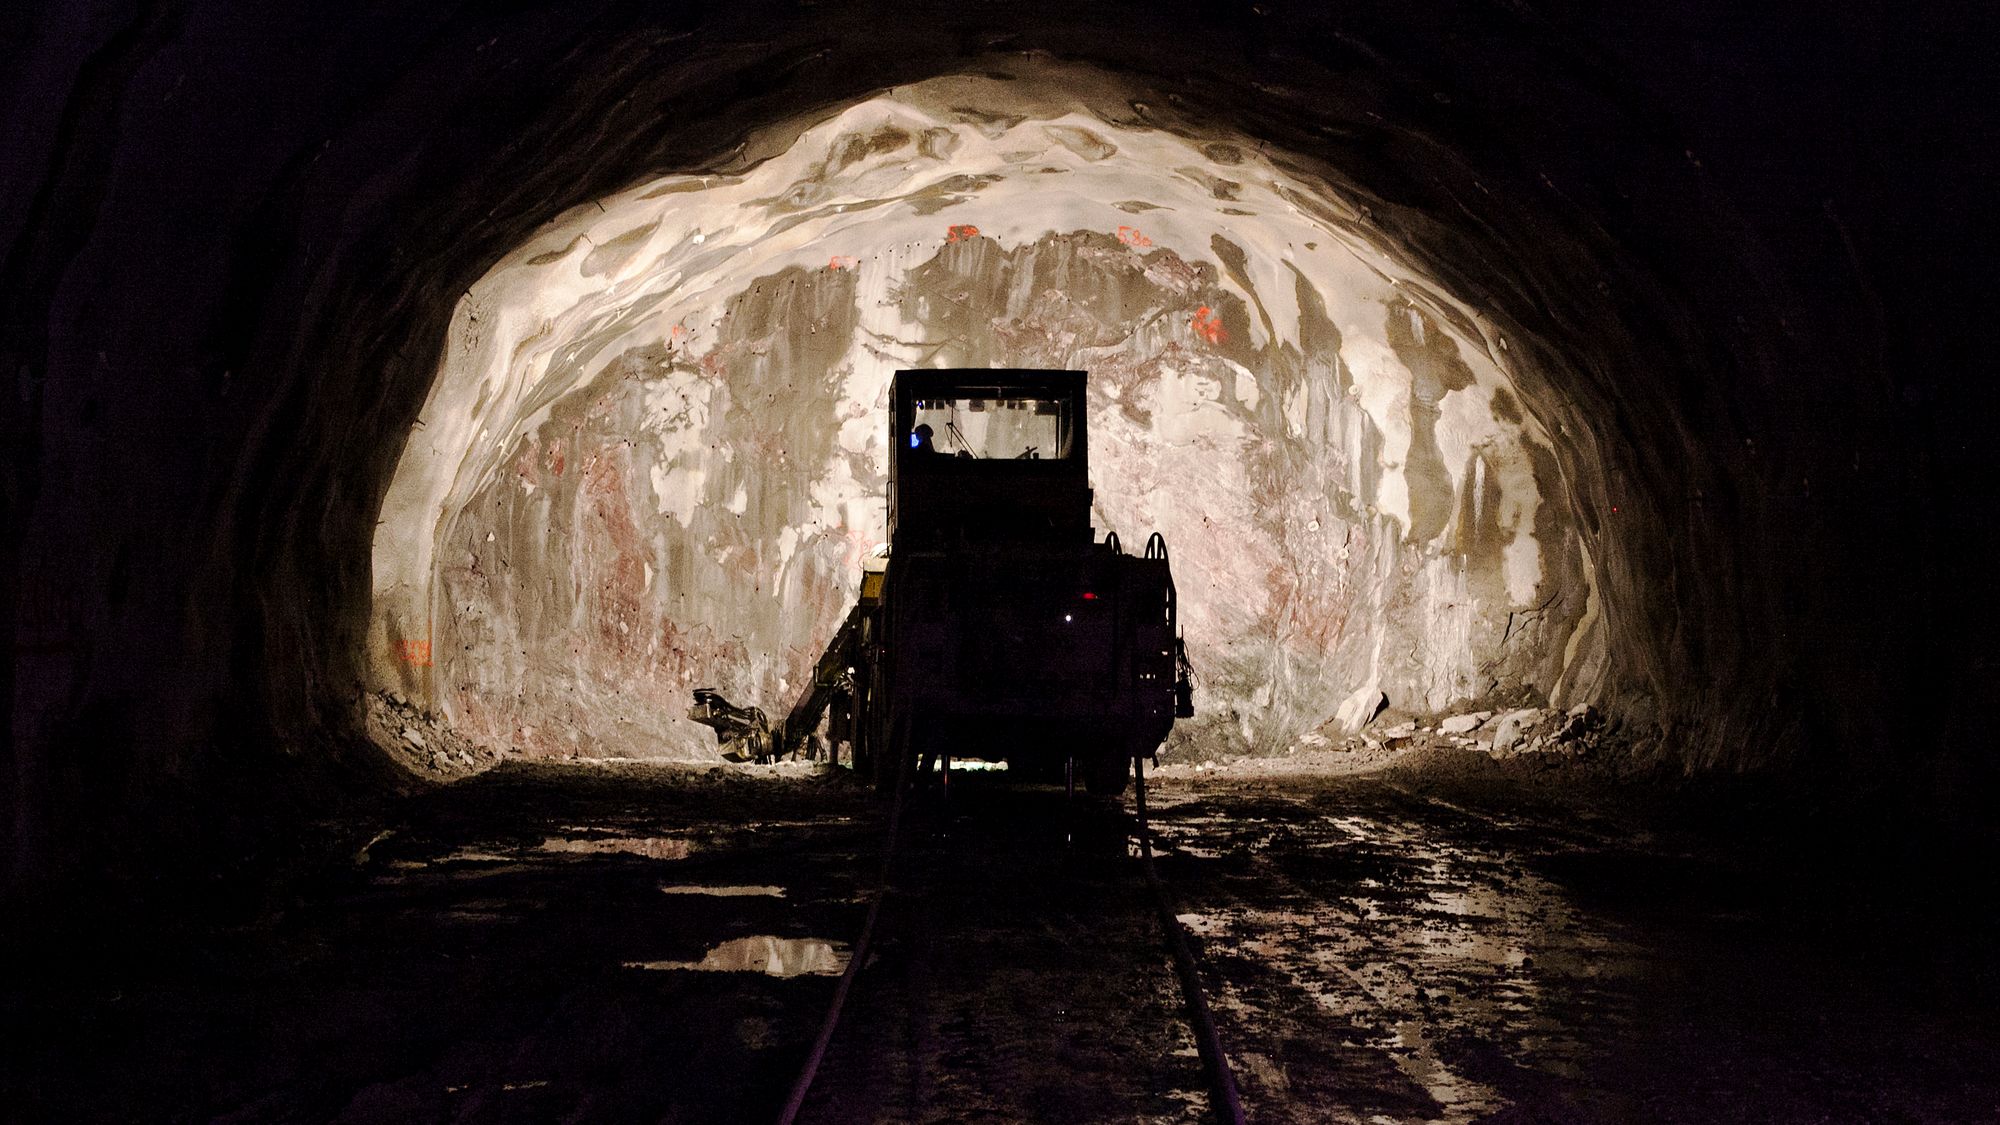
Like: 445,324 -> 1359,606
909,392 -> 1073,459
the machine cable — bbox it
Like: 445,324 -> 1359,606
775,723 -> 918,1125
1134,755 -> 1249,1125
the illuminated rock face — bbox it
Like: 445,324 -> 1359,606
374,66 -> 1591,760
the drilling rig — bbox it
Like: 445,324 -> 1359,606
691,369 -> 1191,794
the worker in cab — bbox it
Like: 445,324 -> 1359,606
910,422 -> 937,454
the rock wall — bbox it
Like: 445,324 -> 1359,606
375,73 -> 1590,760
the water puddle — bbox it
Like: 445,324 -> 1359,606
442,898 -> 515,922
1176,911 -> 1223,934
625,935 -> 848,977
538,835 -> 692,859
658,884 -> 785,897
1322,815 -> 1382,840
436,850 -> 515,863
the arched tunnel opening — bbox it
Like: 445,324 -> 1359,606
370,65 -> 1595,769
5,2 -> 1994,1120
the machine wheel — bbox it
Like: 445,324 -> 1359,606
850,735 -> 871,780
874,711 -> 911,792
1083,750 -> 1131,797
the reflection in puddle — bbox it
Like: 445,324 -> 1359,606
1177,912 -> 1221,935
658,884 -> 785,897
539,836 -> 692,859
1322,815 -> 1381,840
625,935 -> 848,977
1146,792 -> 1664,1123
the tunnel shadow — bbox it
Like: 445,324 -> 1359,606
4,763 -> 891,1123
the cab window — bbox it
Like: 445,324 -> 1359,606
909,392 -> 1072,459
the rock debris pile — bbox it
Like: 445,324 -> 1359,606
1299,698 -> 1615,768
363,691 -> 504,779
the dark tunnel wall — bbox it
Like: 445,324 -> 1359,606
3,0 -> 1993,891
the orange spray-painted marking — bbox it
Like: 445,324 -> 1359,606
1117,225 -> 1152,248
945,224 -> 980,243
827,255 -> 858,271
396,639 -> 433,667
1191,306 -> 1226,344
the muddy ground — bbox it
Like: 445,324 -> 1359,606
6,750 -> 1999,1123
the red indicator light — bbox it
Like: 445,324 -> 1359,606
1081,591 -> 1098,600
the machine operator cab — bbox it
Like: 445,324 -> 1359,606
889,369 -> 1093,550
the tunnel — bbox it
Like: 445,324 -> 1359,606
5,1 -> 1994,1121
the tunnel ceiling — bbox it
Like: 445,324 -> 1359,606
371,64 -> 1592,760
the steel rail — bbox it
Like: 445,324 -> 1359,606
775,729 -> 917,1125
779,749 -> 1246,1125
1134,756 -> 1250,1125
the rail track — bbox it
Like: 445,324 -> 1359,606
775,757 -> 1249,1125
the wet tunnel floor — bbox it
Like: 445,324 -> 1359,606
7,758 -> 2000,1123
1141,773 -> 2000,1123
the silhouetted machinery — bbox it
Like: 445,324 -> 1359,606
692,369 -> 1192,794
686,688 -> 775,764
